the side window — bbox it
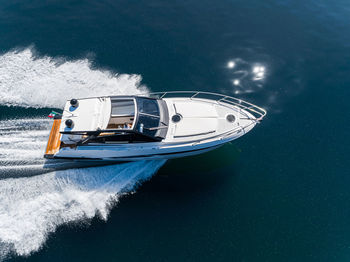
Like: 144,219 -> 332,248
135,114 -> 159,137
138,98 -> 160,116
88,133 -> 155,144
88,134 -> 132,143
103,134 -> 132,142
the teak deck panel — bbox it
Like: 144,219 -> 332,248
45,119 -> 62,157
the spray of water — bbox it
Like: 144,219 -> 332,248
0,118 -> 51,177
0,47 -> 147,108
0,48 -> 165,259
0,160 -> 165,258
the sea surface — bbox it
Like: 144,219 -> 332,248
0,0 -> 349,261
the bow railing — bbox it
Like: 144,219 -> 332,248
147,91 -> 267,122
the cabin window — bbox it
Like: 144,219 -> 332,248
135,114 -> 160,137
108,99 -> 135,129
138,98 -> 159,116
111,99 -> 135,116
135,98 -> 161,137
86,132 -> 157,144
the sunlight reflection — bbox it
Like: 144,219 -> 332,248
252,65 -> 266,80
233,79 -> 240,86
226,59 -> 269,97
227,61 -> 235,69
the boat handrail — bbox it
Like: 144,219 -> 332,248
147,91 -> 267,121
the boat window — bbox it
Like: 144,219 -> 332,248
105,97 -> 168,140
108,98 -> 135,129
135,98 -> 161,137
137,98 -> 159,116
135,114 -> 160,137
86,132 -> 158,144
111,99 -> 135,116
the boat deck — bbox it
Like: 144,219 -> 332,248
44,119 -> 62,158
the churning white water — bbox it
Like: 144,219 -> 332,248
0,47 -> 147,108
0,118 -> 51,176
0,48 -> 165,259
0,160 -> 165,258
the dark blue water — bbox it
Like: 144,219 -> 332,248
0,0 -> 349,261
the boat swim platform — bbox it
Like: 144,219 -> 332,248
44,119 -> 62,158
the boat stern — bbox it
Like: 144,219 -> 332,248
44,117 -> 62,159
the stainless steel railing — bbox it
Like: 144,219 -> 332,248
148,91 -> 267,122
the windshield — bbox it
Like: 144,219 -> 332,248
135,98 -> 161,137
138,97 -> 159,116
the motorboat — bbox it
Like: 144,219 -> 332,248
44,91 -> 266,161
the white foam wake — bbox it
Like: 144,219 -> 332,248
0,160 -> 165,258
0,47 -> 147,108
0,48 -> 165,259
0,117 -> 165,258
0,118 -> 51,176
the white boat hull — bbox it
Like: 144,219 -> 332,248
45,91 -> 266,161
53,124 -> 252,161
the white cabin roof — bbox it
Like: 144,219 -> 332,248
59,97 -> 111,133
